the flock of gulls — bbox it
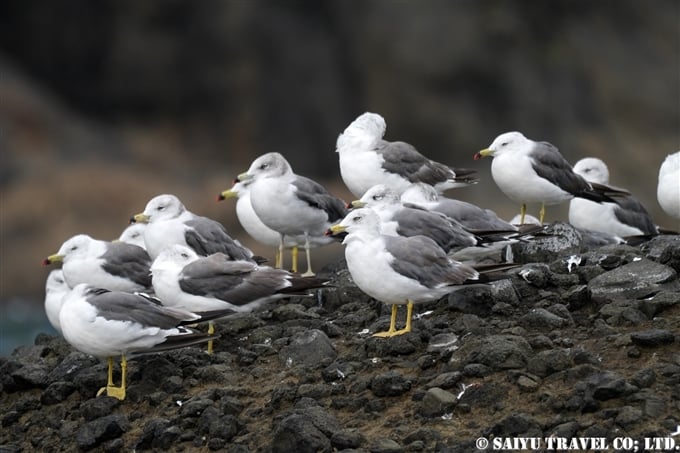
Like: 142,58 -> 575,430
41,111 -> 680,400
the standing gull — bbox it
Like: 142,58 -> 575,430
58,284 -> 228,400
657,151 -> 680,220
43,234 -> 152,292
151,245 -> 328,352
569,157 -> 658,237
44,269 -> 71,335
336,112 -> 478,198
474,131 -> 625,225
217,180 -> 339,272
327,208 -> 479,337
132,194 -> 259,262
237,152 -> 347,276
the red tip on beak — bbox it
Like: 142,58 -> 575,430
324,229 -> 333,237
217,194 -> 225,202
42,258 -> 51,266
232,178 -> 239,184
473,152 -> 482,161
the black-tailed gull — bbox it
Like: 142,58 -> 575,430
237,152 -> 347,277
657,151 -> 680,220
327,208 -> 480,337
352,184 -> 479,251
569,157 -> 657,237
117,223 -> 147,249
43,234 -> 152,292
132,193 -> 260,263
44,269 -> 70,335
336,112 -> 478,198
151,245 -> 328,352
218,180 -> 335,272
474,131 -> 625,225
400,182 -> 518,232
59,284 -> 229,400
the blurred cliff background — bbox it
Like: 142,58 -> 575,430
1,0 -> 678,354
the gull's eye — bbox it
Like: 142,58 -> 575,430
373,194 -> 382,201
157,205 -> 166,211
181,252 -> 189,259
70,245 -> 78,251
500,142 -> 508,147
352,215 -> 362,222
259,163 -> 269,170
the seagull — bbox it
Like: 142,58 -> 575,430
217,180 -> 335,272
351,184 -> 479,251
131,194 -> 260,263
400,182 -> 518,232
336,112 -> 478,198
151,245 -> 328,352
569,157 -> 658,237
44,269 -> 71,335
237,152 -> 347,277
58,284 -> 229,400
327,208 -> 480,337
657,151 -> 680,220
117,223 -> 147,249
42,234 -> 152,292
474,132 -> 626,225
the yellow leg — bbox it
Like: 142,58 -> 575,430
373,304 -> 399,337
274,248 -> 282,269
207,321 -> 215,354
96,356 -> 115,397
98,355 -> 127,400
539,203 -> 546,225
291,246 -> 299,273
520,204 -> 527,225
301,235 -> 315,277
276,235 -> 284,269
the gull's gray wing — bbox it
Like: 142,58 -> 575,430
101,242 -> 152,288
376,140 -> 477,185
383,235 -> 478,288
612,195 -> 658,235
292,176 -> 348,223
529,141 -> 593,195
392,206 -> 477,250
179,254 -> 292,305
185,216 -> 255,261
433,198 -> 517,232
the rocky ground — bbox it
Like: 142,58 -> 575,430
1,224 -> 679,452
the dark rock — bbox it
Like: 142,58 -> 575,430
11,363 -> 50,389
516,375 -> 539,392
630,329 -> 675,347
368,437 -> 403,453
75,414 -> 130,451
599,300 -> 648,326
330,430 -> 365,450
527,349 -> 573,377
462,363 -> 493,377
615,405 -> 642,429
270,414 -> 331,453
585,372 -> 635,401
41,380 -> 76,405
631,368 -> 656,388
488,412 -> 542,437
80,396 -> 121,421
279,329 -> 336,368
425,371 -> 462,390
452,335 -> 532,370
370,371 -> 411,397
420,387 -> 457,417
365,335 -> 419,356
519,308 -> 570,331
638,291 -> 680,317
588,259 -> 678,302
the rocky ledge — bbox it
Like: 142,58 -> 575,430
1,224 -> 679,452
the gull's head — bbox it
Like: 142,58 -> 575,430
218,180 -> 246,201
475,131 -> 530,159
330,207 -> 382,236
44,234 -> 97,265
133,194 -> 185,224
337,112 -> 386,151
152,244 -> 199,272
240,152 -> 293,182
354,184 -> 400,209
401,183 -> 439,205
660,151 -> 680,178
45,269 -> 70,295
573,157 -> 610,185
118,223 -> 146,249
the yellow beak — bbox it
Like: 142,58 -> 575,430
474,148 -> 493,159
350,200 -> 366,208
329,224 -> 347,234
131,213 -> 150,224
218,189 -> 238,201
237,172 -> 252,182
44,253 -> 63,265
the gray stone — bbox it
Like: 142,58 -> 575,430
75,415 -> 130,451
527,349 -> 573,377
11,363 -> 50,389
279,329 -> 336,368
615,406 -> 643,429
631,368 -> 656,388
452,335 -> 532,370
271,414 -> 331,453
425,371 -> 463,390
511,222 -> 582,264
519,308 -> 570,331
80,396 -> 121,421
420,387 -> 457,417
630,329 -> 675,347
638,291 -> 680,318
330,430 -> 365,449
588,259 -> 678,302
370,370 -> 411,397
368,437 -> 403,453
517,375 -> 539,392
41,381 -> 76,405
